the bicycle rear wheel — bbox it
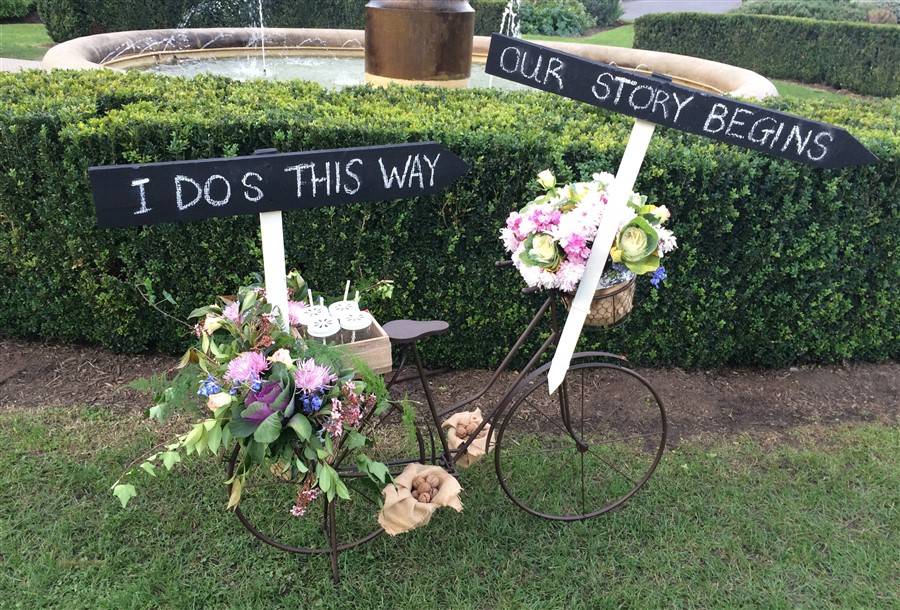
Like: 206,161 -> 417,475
494,359 -> 666,521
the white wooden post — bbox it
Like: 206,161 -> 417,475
259,210 -> 290,332
547,119 -> 656,393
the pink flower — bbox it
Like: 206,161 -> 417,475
325,398 -> 344,438
224,351 -> 269,384
287,300 -> 307,326
293,359 -> 337,394
223,301 -> 242,325
290,487 -> 320,518
560,233 -> 588,261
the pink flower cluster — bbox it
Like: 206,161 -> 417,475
223,301 -> 242,325
287,300 -> 307,326
500,183 -> 610,292
290,487 -> 320,518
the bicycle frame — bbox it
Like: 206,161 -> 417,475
387,292 -> 580,470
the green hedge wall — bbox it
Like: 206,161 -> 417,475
36,0 -> 508,42
0,0 -> 34,19
633,12 -> 900,98
1,71 -> 898,370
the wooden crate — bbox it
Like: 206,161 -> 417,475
340,319 -> 392,375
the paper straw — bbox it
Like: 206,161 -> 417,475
343,280 -> 350,301
319,296 -> 324,307
307,288 -> 314,307
354,290 -> 360,303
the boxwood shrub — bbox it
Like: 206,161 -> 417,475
36,0 -> 509,42
0,70 -> 897,369
634,12 -> 900,98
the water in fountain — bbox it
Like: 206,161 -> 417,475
500,0 -> 523,38
257,0 -> 267,76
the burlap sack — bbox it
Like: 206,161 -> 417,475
377,464 -> 463,536
441,408 -> 495,468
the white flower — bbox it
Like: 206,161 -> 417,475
592,172 -> 615,187
537,169 -> 556,190
657,227 -> 678,255
207,392 -> 232,413
654,205 -> 671,222
267,348 -> 294,367
556,260 -> 586,293
500,228 -> 520,253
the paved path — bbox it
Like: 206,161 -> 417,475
623,0 -> 741,20
0,58 -> 44,72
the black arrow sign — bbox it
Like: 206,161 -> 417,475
485,34 -> 877,169
89,142 -> 469,228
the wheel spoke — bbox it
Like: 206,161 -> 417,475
524,398 -> 572,436
588,451 -> 637,487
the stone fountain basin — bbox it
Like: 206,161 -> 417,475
42,28 -> 778,99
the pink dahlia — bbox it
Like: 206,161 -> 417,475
225,351 -> 269,384
293,359 -> 337,394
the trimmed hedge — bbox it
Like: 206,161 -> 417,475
521,0 -> 596,36
0,71 -> 898,370
633,12 -> 900,98
0,0 -> 34,19
36,0 -> 509,42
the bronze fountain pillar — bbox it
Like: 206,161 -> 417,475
365,0 -> 475,88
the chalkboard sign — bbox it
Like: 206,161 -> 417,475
90,143 -> 469,228
485,34 -> 877,169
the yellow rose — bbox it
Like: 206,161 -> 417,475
207,392 -> 232,413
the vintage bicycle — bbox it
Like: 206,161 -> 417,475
226,262 -> 667,582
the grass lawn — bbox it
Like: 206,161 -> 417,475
527,25 -> 856,102
0,405 -> 897,608
0,23 -> 52,60
526,24 -> 635,48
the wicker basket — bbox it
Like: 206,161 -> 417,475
562,276 -> 636,327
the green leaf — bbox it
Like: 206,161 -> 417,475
161,290 -> 176,305
161,451 -> 181,471
228,417 -> 258,439
334,477 -> 351,501
207,424 -> 222,454
139,462 -> 157,477
624,254 -> 661,275
344,430 -> 367,451
113,484 -> 137,508
253,412 -> 282,444
286,414 -> 312,440
184,423 -> 204,447
318,464 -> 333,493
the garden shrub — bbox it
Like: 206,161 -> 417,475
0,0 -> 34,19
36,0 -> 510,42
736,0 -> 869,22
634,12 -> 900,97
581,0 -> 622,26
0,70 -> 897,369
521,0 -> 595,36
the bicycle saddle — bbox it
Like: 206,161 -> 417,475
383,319 -> 449,344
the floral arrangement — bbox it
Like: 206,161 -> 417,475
112,271 -> 392,516
500,170 -> 677,292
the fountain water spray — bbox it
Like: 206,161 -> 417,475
500,0 -> 522,38
257,0 -> 267,76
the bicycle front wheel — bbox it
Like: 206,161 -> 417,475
494,360 -> 666,521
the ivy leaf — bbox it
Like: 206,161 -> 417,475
161,451 -> 181,471
227,477 -> 243,510
286,414 -> 312,441
113,484 -> 137,508
253,412 -> 282,444
140,462 -> 157,477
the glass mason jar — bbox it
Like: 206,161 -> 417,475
306,316 -> 342,345
340,311 -> 373,344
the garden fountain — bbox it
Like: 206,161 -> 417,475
41,0 -> 778,98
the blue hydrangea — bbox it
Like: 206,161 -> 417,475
300,393 -> 324,415
650,266 -> 667,288
197,375 -> 221,397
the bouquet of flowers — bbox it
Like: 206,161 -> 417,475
112,271 -> 392,517
500,170 -> 677,292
